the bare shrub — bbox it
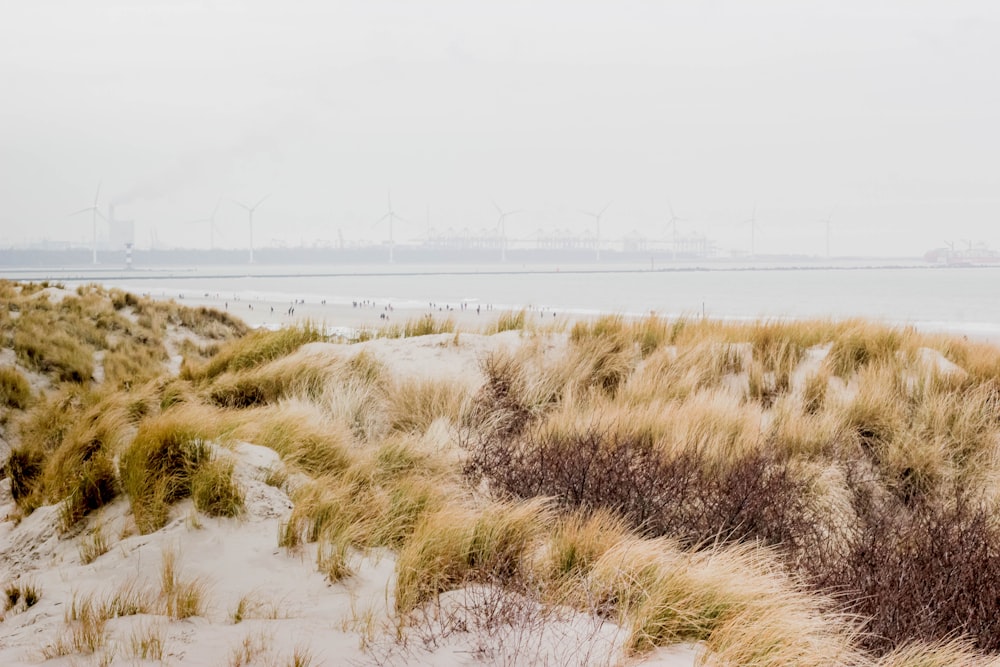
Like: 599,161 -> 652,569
812,479 -> 1000,655
465,425 -> 822,559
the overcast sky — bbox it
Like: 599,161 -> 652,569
2,1 -> 998,256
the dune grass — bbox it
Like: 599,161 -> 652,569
387,377 -> 470,434
119,407 -> 219,533
191,456 -> 244,518
0,365 -> 31,409
4,580 -> 41,612
383,313 -> 457,338
233,401 -> 355,477
182,322 -> 325,382
395,498 -> 551,614
478,308 -> 527,334
11,285 -> 1000,664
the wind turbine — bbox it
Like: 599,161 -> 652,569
580,202 -> 611,262
818,207 -> 835,258
189,196 -> 223,251
667,201 -> 686,261
494,201 -> 522,262
374,190 -> 407,263
70,181 -> 105,264
745,203 -> 761,257
233,194 -> 269,264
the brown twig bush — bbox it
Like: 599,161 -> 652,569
812,475 -> 1000,655
464,425 -> 824,559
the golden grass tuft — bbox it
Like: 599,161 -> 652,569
314,354 -> 390,443
875,640 -> 996,667
277,454 -> 446,553
8,386 -> 125,523
79,523 -> 110,564
397,313 -> 457,337
0,365 -> 31,409
102,336 -> 167,388
234,401 -> 355,477
12,309 -> 96,383
394,498 -> 551,614
228,630 -> 273,667
191,455 -> 244,518
159,548 -> 208,619
580,539 -> 862,663
537,509 -> 633,583
487,309 -> 528,333
387,376 -> 470,433
119,406 -> 219,533
570,313 -> 672,357
4,580 -> 41,612
230,590 -> 286,623
126,621 -> 167,661
207,350 -> 337,409
183,322 -> 325,382
317,535 -> 356,582
827,321 -> 907,378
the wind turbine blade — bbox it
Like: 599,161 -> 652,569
211,196 -> 223,218
493,200 -> 503,215
374,213 -> 390,226
394,213 -> 410,224
253,194 -> 270,209
667,200 -> 675,219
599,202 -> 612,216
233,199 -> 251,211
70,206 -> 94,216
93,181 -> 102,207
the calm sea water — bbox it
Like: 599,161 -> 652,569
10,263 -> 1000,338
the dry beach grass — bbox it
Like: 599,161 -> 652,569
3,281 -> 1000,664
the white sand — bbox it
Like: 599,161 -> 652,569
0,446 -> 698,667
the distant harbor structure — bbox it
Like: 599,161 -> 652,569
923,242 -> 1000,266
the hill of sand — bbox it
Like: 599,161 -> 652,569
0,309 -> 697,666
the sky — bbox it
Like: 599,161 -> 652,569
1,1 -> 998,257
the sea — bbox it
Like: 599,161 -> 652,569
5,260 -> 1000,340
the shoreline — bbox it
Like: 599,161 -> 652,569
8,269 -> 1000,345
149,288 -> 1000,347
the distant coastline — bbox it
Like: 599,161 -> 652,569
0,246 -> 936,276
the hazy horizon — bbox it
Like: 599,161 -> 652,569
2,2 -> 998,257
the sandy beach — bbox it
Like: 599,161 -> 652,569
170,290 -> 565,334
